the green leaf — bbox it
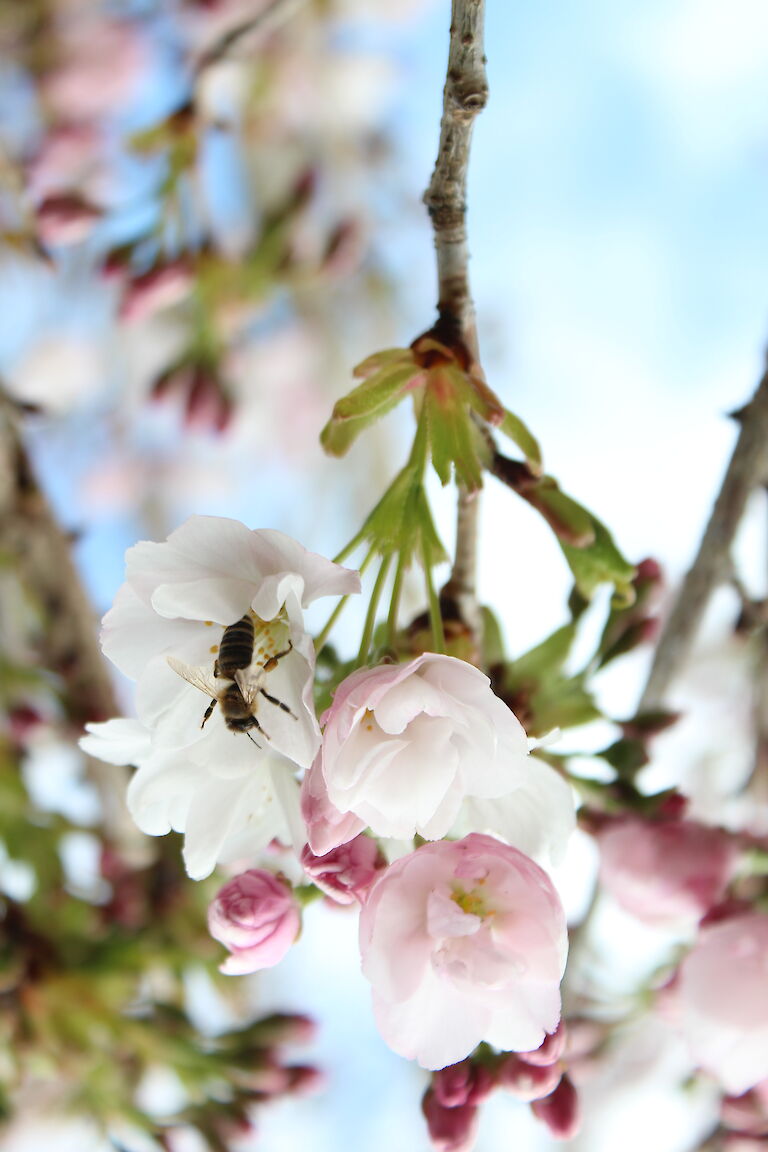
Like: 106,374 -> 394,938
500,409 -> 543,474
530,674 -> 601,734
424,383 -> 484,491
453,367 -> 505,427
508,624 -> 577,683
352,348 -> 412,379
481,606 -> 506,667
320,365 -> 419,456
502,624 -> 600,736
524,480 -> 595,547
361,464 -> 448,568
561,515 -> 636,605
598,738 -> 649,778
333,364 -> 417,423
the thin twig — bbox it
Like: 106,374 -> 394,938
639,360 -> 768,711
0,395 -> 150,863
424,0 -> 488,650
193,0 -> 307,76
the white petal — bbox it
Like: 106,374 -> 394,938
457,760 -> 576,865
151,577 -> 256,624
101,583 -> 200,679
246,529 -> 360,606
373,971 -> 488,1070
79,718 -> 152,765
126,751 -> 204,836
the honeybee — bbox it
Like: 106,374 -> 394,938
167,612 -> 296,745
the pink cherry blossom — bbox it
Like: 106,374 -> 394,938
596,815 -> 738,926
208,869 -> 300,975
672,910 -> 768,1093
359,834 -> 568,1070
300,835 -> 385,905
303,654 -> 574,863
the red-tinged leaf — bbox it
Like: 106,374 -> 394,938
352,347 -> 413,380
500,409 -> 543,474
561,516 -> 636,606
460,370 -> 505,426
524,480 -> 596,547
332,365 -> 419,423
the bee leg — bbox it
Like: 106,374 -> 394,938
201,699 -> 217,728
260,687 -> 297,721
262,640 -> 293,673
248,714 -> 270,744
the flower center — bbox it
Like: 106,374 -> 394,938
451,884 -> 490,920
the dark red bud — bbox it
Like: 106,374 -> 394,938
495,1054 -> 562,1101
433,1060 -> 494,1108
634,557 -> 662,587
422,1089 -> 479,1152
531,1074 -> 581,1140
519,1021 -> 566,1067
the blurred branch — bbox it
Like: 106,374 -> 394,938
0,394 -> 149,862
639,359 -> 768,710
194,0 -> 307,76
424,0 -> 488,650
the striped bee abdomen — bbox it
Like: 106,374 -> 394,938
216,614 -> 255,679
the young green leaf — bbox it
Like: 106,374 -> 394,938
500,409 -> 543,474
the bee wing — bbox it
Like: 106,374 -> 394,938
167,655 -> 219,698
234,665 -> 265,711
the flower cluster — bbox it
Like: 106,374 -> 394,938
84,515 -> 580,1145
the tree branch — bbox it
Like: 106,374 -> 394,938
639,360 -> 768,711
193,0 -> 307,77
425,0 -> 488,649
0,396 -> 150,862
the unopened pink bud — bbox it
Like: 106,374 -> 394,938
496,1054 -> 562,1102
422,1089 -> 479,1152
635,557 -> 662,587
208,869 -> 300,975
285,1064 -> 327,1096
721,1087 -> 768,1137
519,1021 -> 566,1067
119,259 -> 193,323
36,192 -> 101,245
531,1074 -> 581,1140
300,835 -> 386,905
8,704 -> 44,744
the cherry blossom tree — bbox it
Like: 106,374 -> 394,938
1,2 -> 767,1151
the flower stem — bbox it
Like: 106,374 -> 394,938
422,536 -> 446,654
386,548 -> 407,647
358,553 -> 393,666
316,546 -> 376,654
332,526 -> 368,567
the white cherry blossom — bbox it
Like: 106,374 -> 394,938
80,717 -> 304,880
82,516 -> 359,876
101,515 -> 360,770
